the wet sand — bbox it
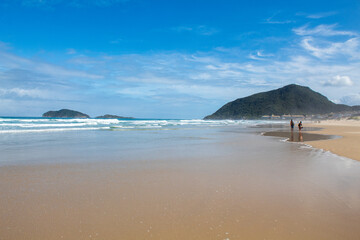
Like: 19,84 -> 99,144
262,130 -> 335,142
2,159 -> 360,240
306,120 -> 360,161
1,127 -> 360,239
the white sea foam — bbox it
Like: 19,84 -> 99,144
0,127 -> 103,134
0,123 -> 94,128
0,118 -> 287,134
0,118 -> 120,124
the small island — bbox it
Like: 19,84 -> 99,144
42,109 -> 90,118
95,114 -> 134,119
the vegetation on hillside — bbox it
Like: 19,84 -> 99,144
204,84 -> 359,119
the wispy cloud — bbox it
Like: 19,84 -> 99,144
300,37 -> 359,59
0,48 -> 104,113
293,23 -> 360,60
306,11 -> 337,19
264,12 -> 294,24
2,47 -> 360,115
0,88 -> 49,99
296,11 -> 338,19
2,21 -> 360,116
293,24 -> 357,37
171,25 -> 218,36
248,50 -> 274,60
0,51 -> 103,79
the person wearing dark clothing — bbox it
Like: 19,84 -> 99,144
290,119 -> 294,129
298,121 -> 303,131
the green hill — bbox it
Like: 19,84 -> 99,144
204,84 -> 359,119
42,109 -> 90,118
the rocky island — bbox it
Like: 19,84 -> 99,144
204,84 -> 360,120
95,114 -> 134,119
42,109 -> 90,118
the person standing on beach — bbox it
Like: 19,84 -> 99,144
290,119 -> 294,130
298,121 -> 303,131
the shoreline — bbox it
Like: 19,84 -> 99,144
262,119 -> 360,162
305,119 -> 360,161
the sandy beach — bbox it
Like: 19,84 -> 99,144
306,119 -> 360,161
262,119 -> 360,162
1,124 -> 360,240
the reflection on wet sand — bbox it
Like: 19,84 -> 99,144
299,131 -> 303,142
263,130 -> 335,142
290,130 -> 294,142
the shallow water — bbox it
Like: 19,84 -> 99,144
262,130 -> 337,142
0,120 -> 360,239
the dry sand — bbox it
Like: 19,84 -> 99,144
306,119 -> 360,161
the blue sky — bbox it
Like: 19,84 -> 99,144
0,0 -> 360,118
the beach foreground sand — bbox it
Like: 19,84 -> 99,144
1,126 -> 360,240
1,158 -> 360,240
307,119 -> 360,161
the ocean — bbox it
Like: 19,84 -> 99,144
0,117 -> 286,165
0,117 -> 284,133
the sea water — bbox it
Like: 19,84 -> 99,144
0,117 -> 286,165
0,117 -> 285,133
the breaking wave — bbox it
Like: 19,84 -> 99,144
0,117 -> 286,134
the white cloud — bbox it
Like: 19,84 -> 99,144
2,19 -> 360,117
323,75 -> 354,87
4,45 -> 357,106
293,24 -> 357,37
0,51 -> 103,79
248,54 -> 263,61
301,37 -> 360,59
119,75 -> 182,85
117,84 -> 248,101
305,11 -> 337,19
0,88 -> 49,98
264,12 -> 293,24
248,50 -> 273,60
171,25 -> 218,36
190,73 -> 212,80
36,62 -> 102,79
